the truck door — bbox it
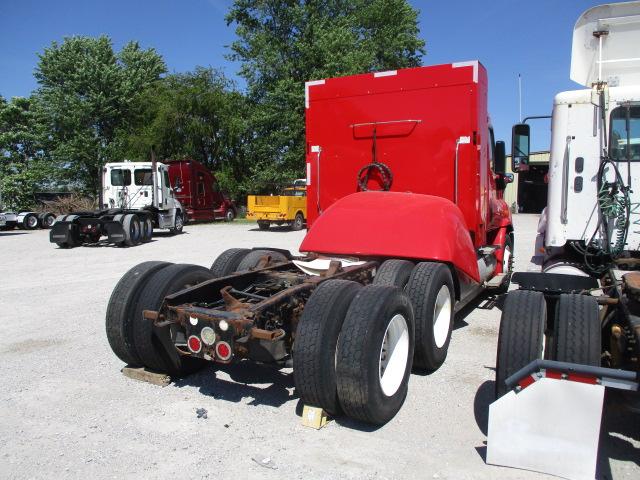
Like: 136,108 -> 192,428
161,167 -> 172,209
212,180 -> 224,216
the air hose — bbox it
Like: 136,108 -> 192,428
357,162 -> 393,191
357,126 -> 393,191
576,157 -> 631,273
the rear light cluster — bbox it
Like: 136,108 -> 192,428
187,323 -> 233,362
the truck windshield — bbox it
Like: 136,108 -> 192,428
134,169 -> 154,186
111,169 -> 131,186
610,106 -> 640,162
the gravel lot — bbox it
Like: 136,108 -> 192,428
1,215 -> 638,479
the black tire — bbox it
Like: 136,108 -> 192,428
210,248 -> 250,277
133,264 -> 215,376
41,212 -> 56,229
373,259 -> 415,288
22,213 -> 39,230
495,290 -> 546,398
225,208 -> 235,222
293,280 -> 362,415
495,234 -> 514,294
236,249 -> 287,271
405,262 -> 455,371
291,212 -> 305,231
105,261 -> 172,366
336,285 -> 415,425
122,214 -> 141,246
169,211 -> 184,234
555,294 -> 601,366
257,221 -> 270,230
141,216 -> 153,243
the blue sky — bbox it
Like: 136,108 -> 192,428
0,0 -> 610,150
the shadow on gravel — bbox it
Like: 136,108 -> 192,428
473,380 -> 495,436
248,226 -> 298,233
597,392 -> 640,479
333,415 -> 383,432
0,231 -> 29,236
152,231 -> 190,238
174,361 -> 296,408
79,239 -> 159,248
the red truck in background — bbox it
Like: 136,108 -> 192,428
166,159 -> 237,222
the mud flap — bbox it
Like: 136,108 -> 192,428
49,221 -> 75,244
104,220 -> 126,244
487,377 -> 604,480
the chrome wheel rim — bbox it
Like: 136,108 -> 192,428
433,285 -> 452,349
378,313 -> 410,397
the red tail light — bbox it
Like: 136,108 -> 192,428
188,335 -> 202,353
215,341 -> 232,361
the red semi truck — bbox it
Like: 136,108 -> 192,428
106,62 -> 513,425
166,159 -> 237,223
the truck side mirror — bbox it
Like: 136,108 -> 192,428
495,141 -> 506,173
511,123 -> 530,172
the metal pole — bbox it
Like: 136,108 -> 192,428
518,74 -> 522,123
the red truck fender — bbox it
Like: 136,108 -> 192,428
300,191 -> 480,282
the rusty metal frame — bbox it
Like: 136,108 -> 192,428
145,258 -> 378,365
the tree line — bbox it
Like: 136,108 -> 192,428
0,0 -> 425,209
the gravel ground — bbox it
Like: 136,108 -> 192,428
0,215 -> 638,479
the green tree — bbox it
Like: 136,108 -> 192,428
226,0 -> 425,190
35,36 -> 166,194
122,67 -> 250,200
0,95 -> 56,209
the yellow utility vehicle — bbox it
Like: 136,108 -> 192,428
247,179 -> 306,230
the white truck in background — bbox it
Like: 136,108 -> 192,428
50,159 -> 185,248
488,3 -> 640,479
0,190 -> 56,231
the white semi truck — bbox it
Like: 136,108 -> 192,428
488,3 -> 640,479
50,159 -> 184,248
0,191 -> 56,230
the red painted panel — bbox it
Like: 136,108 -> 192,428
299,191 -> 480,281
305,62 -> 510,249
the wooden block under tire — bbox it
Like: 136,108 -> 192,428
301,405 -> 329,429
121,367 -> 171,387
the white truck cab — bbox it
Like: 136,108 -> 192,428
513,1 -> 640,272
489,4 -> 640,479
102,161 -> 183,230
50,160 -> 184,248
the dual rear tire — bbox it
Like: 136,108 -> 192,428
294,281 -> 414,425
294,259 -> 456,424
374,259 -> 455,371
495,290 -> 601,398
106,262 -> 215,376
